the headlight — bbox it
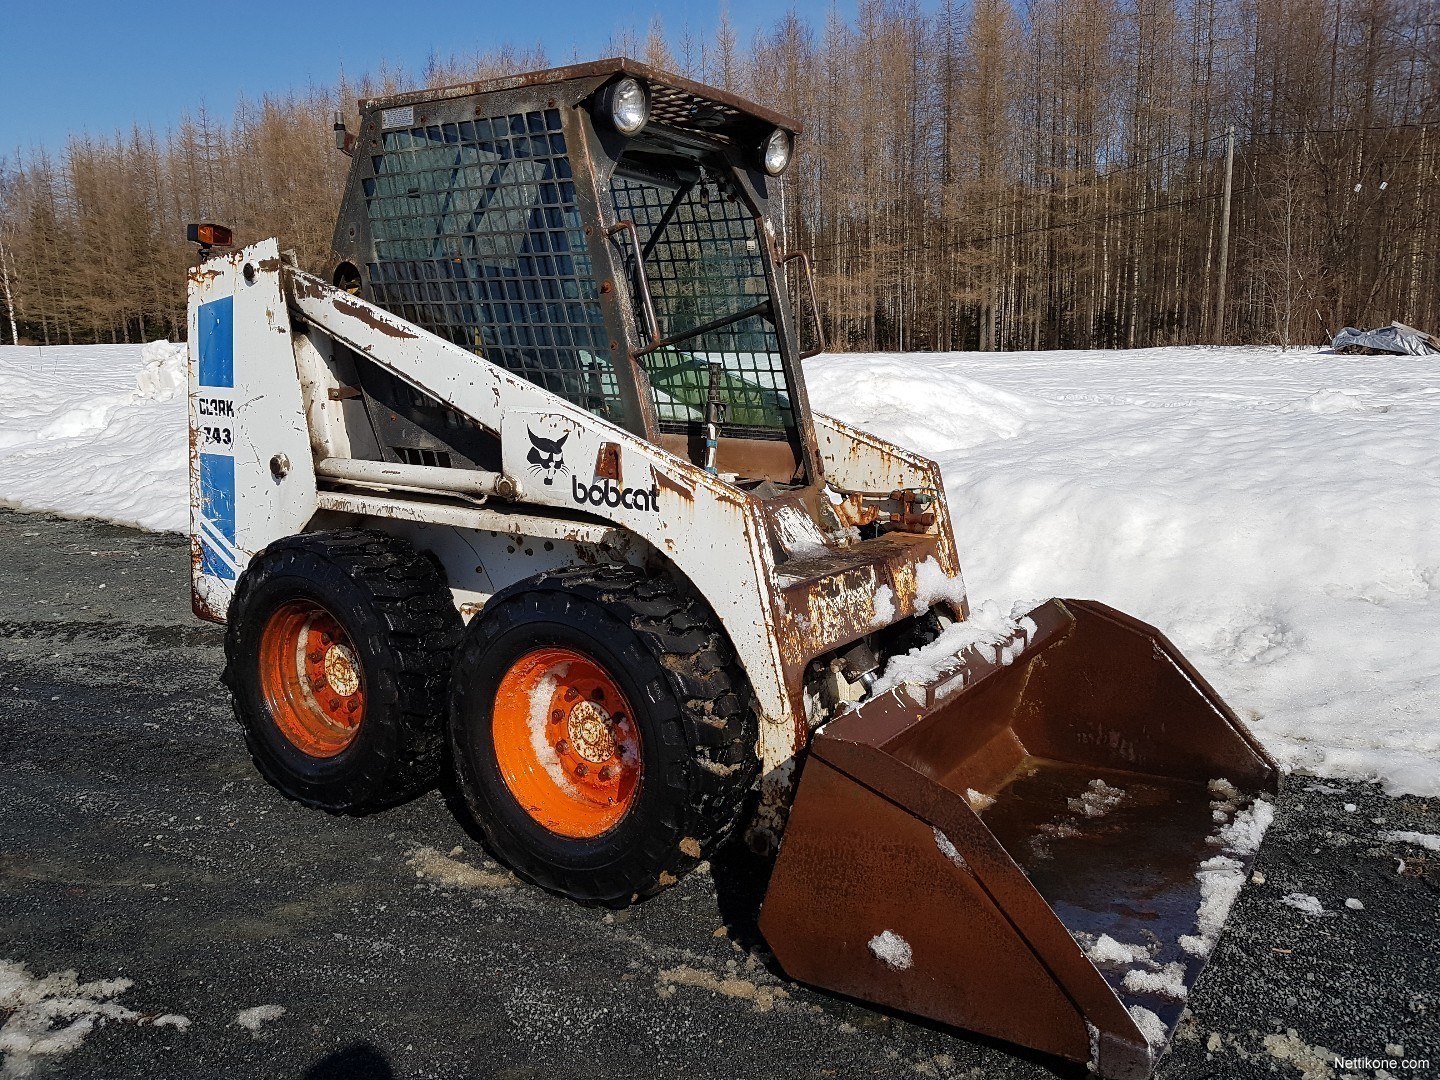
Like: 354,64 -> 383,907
601,78 -> 649,135
761,128 -> 793,176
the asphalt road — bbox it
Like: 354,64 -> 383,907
1,507 -> 1437,1080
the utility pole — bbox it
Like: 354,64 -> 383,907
1214,125 -> 1235,343
0,230 -> 18,346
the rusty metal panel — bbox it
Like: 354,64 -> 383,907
811,410 -> 960,577
762,597 -> 1280,1077
358,58 -> 802,135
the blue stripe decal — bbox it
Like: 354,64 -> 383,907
198,453 -> 237,580
197,296 -> 234,388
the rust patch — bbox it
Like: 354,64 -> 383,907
331,294 -> 418,338
650,466 -> 694,503
595,442 -> 621,483
835,493 -> 880,529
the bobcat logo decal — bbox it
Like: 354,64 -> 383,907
526,428 -> 569,486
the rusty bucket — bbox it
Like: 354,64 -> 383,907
760,599 -> 1279,1079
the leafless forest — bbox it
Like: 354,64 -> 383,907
1,0 -> 1436,350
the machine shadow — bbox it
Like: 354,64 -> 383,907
303,1043 -> 396,1080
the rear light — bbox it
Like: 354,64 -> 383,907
186,223 -> 234,248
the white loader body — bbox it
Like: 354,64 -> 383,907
188,239 -> 965,840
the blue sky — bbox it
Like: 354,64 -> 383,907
0,0 -> 854,155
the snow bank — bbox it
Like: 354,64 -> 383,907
809,346 -> 1440,797
1,342 -> 1437,797
0,343 -> 187,532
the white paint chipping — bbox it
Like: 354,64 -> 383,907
867,930 -> 913,971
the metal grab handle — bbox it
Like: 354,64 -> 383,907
781,251 -> 826,359
608,221 -> 662,352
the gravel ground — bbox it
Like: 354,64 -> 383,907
1,507 -> 1436,1080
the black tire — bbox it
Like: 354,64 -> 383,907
224,529 -> 462,813
448,564 -> 759,905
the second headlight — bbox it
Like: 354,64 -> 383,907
761,128 -> 793,176
603,78 -> 650,135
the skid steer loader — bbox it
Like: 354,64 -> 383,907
187,58 -> 1278,1078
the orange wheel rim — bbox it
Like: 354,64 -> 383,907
492,647 -> 642,839
258,599 -> 366,758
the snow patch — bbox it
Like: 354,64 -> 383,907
914,557 -> 970,611
1215,798 -> 1274,855
1180,855 -> 1245,958
964,788 -> 995,812
869,599 -> 1032,699
1086,935 -> 1153,967
1280,892 -> 1331,917
867,930 -> 913,970
0,959 -> 186,1077
1067,779 -> 1127,819
656,965 -> 788,1012
133,340 -> 187,402
871,585 -> 896,627
525,665 -> 576,795
233,1005 -> 286,1031
1127,1004 -> 1169,1054
1379,830 -> 1440,853
1122,962 -> 1189,1000
933,828 -> 969,870
406,846 -> 512,889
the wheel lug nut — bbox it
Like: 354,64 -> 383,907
321,633 -> 333,645
312,677 -> 327,691
574,763 -> 589,777
347,698 -> 359,712
599,764 -> 617,781
307,650 -> 323,663
555,739 -> 572,756
591,688 -> 604,701
329,699 -> 341,710
550,709 -> 563,724
563,687 -> 579,702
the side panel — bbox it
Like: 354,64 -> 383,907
813,411 -> 960,575
188,241 -> 318,621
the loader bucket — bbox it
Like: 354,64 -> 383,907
760,599 -> 1280,1079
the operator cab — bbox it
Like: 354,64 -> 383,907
330,59 -> 822,490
